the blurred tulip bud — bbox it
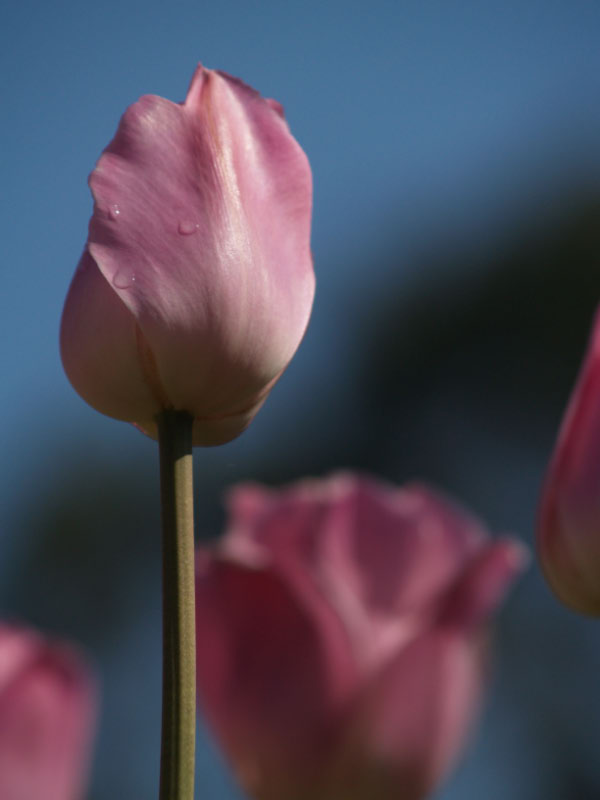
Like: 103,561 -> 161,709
61,64 -> 314,446
537,309 -> 600,614
0,623 -> 97,800
195,473 -> 526,800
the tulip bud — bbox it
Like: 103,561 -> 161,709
537,309 -> 600,615
60,65 -> 314,446
196,473 -> 526,800
0,624 -> 97,800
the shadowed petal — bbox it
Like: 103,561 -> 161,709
331,631 -> 483,800
0,625 -> 97,800
195,554 -> 356,799
538,308 -> 600,614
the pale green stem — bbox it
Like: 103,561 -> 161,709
158,410 -> 196,800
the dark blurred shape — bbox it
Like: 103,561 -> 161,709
0,451 -> 161,649
357,183 -> 600,485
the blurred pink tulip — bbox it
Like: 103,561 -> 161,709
195,473 -> 526,800
0,624 -> 96,800
61,64 -> 314,446
537,309 -> 600,614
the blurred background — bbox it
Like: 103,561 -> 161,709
3,0 -> 600,797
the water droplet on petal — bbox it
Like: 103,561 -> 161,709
113,270 -> 136,289
178,221 -> 200,235
108,204 -> 121,221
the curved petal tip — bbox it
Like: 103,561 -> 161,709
265,97 -> 286,118
184,62 -> 208,107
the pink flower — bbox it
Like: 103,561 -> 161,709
60,65 -> 314,446
537,309 -> 600,615
0,623 -> 97,800
195,473 -> 526,800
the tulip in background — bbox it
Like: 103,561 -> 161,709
0,623 -> 96,800
60,64 -> 314,447
196,473 -> 526,800
538,309 -> 600,615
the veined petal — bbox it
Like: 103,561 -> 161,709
61,65 -> 314,445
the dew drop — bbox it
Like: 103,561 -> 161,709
108,203 -> 121,221
178,220 -> 200,235
113,270 -> 136,289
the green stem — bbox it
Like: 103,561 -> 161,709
158,410 -> 196,800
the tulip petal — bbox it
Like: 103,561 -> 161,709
437,537 -> 528,629
537,309 -> 600,614
316,477 -> 487,613
195,554 -> 356,798
331,631 -> 483,800
0,625 -> 96,800
60,249 -> 161,427
197,474 -> 524,800
62,64 -> 314,445
226,475 -> 485,609
224,475 -> 488,667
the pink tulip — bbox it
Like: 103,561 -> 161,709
0,624 -> 96,800
195,473 -> 526,800
60,65 -> 314,446
537,309 -> 600,614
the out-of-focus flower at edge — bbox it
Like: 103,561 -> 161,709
0,623 -> 97,800
60,64 -> 314,446
537,309 -> 600,615
195,473 -> 527,800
